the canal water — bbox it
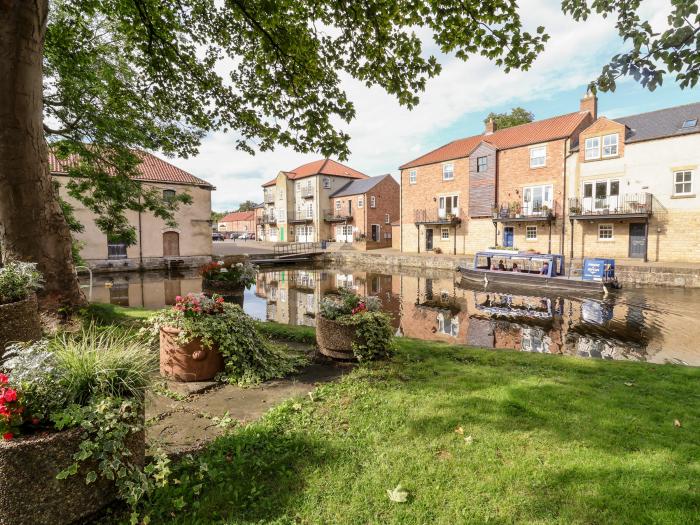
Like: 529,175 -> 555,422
81,265 -> 700,366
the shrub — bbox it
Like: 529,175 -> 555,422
0,260 -> 42,305
149,294 -> 306,385
200,260 -> 257,289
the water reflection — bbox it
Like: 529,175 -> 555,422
83,266 -> 700,366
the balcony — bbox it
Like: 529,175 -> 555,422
301,187 -> 314,199
264,193 -> 275,204
324,208 -> 353,222
288,211 -> 314,223
257,212 -> 277,225
414,208 -> 462,225
492,201 -> 556,222
568,193 -> 652,220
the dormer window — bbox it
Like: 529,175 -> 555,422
602,133 -> 618,157
585,137 -> 600,160
682,119 -> 698,129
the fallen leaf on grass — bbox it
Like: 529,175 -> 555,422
624,382 -> 635,387
454,426 -> 464,435
464,435 -> 473,445
436,450 -> 452,461
387,484 -> 409,503
674,419 -> 682,428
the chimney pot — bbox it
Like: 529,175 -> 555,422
485,118 -> 496,135
580,90 -> 598,120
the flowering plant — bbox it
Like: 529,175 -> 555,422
0,373 -> 24,440
173,292 -> 225,317
200,260 -> 257,289
0,260 -> 43,305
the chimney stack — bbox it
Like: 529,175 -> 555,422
485,118 -> 496,135
580,90 -> 598,120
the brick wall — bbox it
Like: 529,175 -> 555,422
365,175 -> 400,242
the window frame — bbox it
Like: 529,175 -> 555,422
476,156 -> 488,173
370,195 -> 376,208
358,196 -> 364,208
529,146 -> 546,168
441,227 -> 450,240
673,170 -> 693,196
525,225 -> 537,241
409,170 -> 417,184
385,213 -> 390,224
162,189 -> 176,200
323,177 -> 331,189
442,162 -> 454,181
598,223 -> 614,241
107,240 -> 128,260
585,136 -> 601,160
602,133 -> 619,157
335,200 -> 341,211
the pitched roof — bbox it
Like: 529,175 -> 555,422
220,210 -> 255,223
330,174 -> 392,197
49,150 -> 213,188
400,111 -> 591,169
261,158 -> 367,187
614,102 -> 700,143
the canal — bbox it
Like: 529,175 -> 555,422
81,264 -> 700,366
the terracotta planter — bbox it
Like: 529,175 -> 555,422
0,295 -> 41,355
316,315 -> 358,360
160,326 -> 225,382
0,415 -> 145,525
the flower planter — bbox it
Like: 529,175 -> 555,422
0,420 -> 144,525
316,315 -> 358,360
0,295 -> 41,355
160,326 -> 225,381
202,280 -> 244,307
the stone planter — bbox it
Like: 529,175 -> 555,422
0,295 -> 41,355
0,417 -> 145,525
160,326 -> 225,381
316,315 -> 358,360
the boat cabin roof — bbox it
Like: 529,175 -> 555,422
475,251 -> 563,261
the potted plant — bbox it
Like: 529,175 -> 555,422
316,289 -> 394,361
151,293 -> 304,383
433,247 -> 443,254
0,326 -> 155,525
569,205 -> 581,215
200,260 -> 256,306
0,260 -> 43,354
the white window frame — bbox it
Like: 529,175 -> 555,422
438,195 -> 459,217
335,200 -> 341,210
442,162 -> 454,181
409,170 -> 417,184
358,196 -> 364,208
529,146 -> 546,168
323,177 -> 331,189
525,226 -> 537,240
673,170 -> 693,196
441,228 -> 449,240
598,223 -> 614,241
370,196 -> 376,208
585,137 -> 601,160
522,184 -> 553,215
602,133 -> 618,157
385,213 -> 390,224
306,204 -> 313,219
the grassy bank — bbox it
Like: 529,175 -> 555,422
138,332 -> 699,524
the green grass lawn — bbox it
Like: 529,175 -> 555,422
140,336 -> 700,525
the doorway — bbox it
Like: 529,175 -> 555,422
503,227 -> 514,248
371,224 -> 380,242
163,232 -> 180,257
629,223 -> 647,259
425,228 -> 433,251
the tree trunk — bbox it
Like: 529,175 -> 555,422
0,0 -> 84,308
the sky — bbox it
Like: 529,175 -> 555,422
158,0 -> 699,212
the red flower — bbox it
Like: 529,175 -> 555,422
2,389 -> 17,403
0,374 -> 7,385
2,432 -> 13,440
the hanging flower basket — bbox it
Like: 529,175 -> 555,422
159,325 -> 224,381
0,418 -> 144,525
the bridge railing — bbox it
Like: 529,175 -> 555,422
273,242 -> 322,256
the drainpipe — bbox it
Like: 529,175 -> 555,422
416,224 -> 420,253
138,198 -> 143,269
561,139 -> 568,255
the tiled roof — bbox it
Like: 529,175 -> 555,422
261,158 -> 367,187
615,102 -> 700,143
49,150 -> 213,188
330,174 -> 391,197
400,111 -> 591,169
220,210 -> 255,223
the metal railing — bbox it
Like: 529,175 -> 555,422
264,193 -> 275,204
257,212 -> 277,224
288,211 -> 314,222
300,187 -> 314,198
492,200 -> 557,220
323,208 -> 353,222
273,242 -> 322,256
568,193 -> 652,216
414,208 -> 462,224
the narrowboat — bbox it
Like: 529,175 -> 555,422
457,251 -> 620,294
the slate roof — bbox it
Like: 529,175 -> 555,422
614,102 -> 700,143
330,174 -> 391,197
400,111 -> 592,169
49,150 -> 213,188
262,159 -> 367,187
220,211 -> 255,223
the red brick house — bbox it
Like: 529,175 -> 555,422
218,210 -> 256,237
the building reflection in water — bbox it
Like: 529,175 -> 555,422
85,265 -> 698,366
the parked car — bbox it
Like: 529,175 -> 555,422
212,232 -> 224,241
239,233 -> 250,240
228,232 -> 240,240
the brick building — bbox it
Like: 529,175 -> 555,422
218,210 -> 256,237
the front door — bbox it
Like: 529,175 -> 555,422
629,223 -> 647,258
163,232 -> 180,257
280,226 -> 285,242
503,227 -> 514,247
425,228 -> 433,250
371,224 -> 380,242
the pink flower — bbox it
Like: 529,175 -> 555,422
175,295 -> 182,302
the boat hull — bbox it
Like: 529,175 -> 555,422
458,267 -> 615,294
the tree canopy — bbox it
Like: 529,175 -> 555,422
237,201 -> 258,212
484,107 -> 535,130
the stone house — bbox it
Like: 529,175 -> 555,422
566,102 -> 700,262
218,210 -> 255,236
51,151 -> 213,271
400,93 -> 597,256
327,174 -> 400,247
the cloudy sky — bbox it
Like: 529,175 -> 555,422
159,0 -> 699,212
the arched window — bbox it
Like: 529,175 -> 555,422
163,189 -> 176,200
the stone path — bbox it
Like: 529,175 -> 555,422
146,360 -> 350,455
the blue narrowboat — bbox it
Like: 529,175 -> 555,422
457,251 -> 620,294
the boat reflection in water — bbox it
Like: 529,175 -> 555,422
83,265 -> 699,366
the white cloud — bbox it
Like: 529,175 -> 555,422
158,0 -> 669,211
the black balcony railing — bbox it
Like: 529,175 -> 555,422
492,200 -> 557,221
301,187 -> 314,198
288,211 -> 314,223
256,212 -> 278,225
414,208 -> 462,224
324,208 -> 353,222
568,193 -> 652,217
